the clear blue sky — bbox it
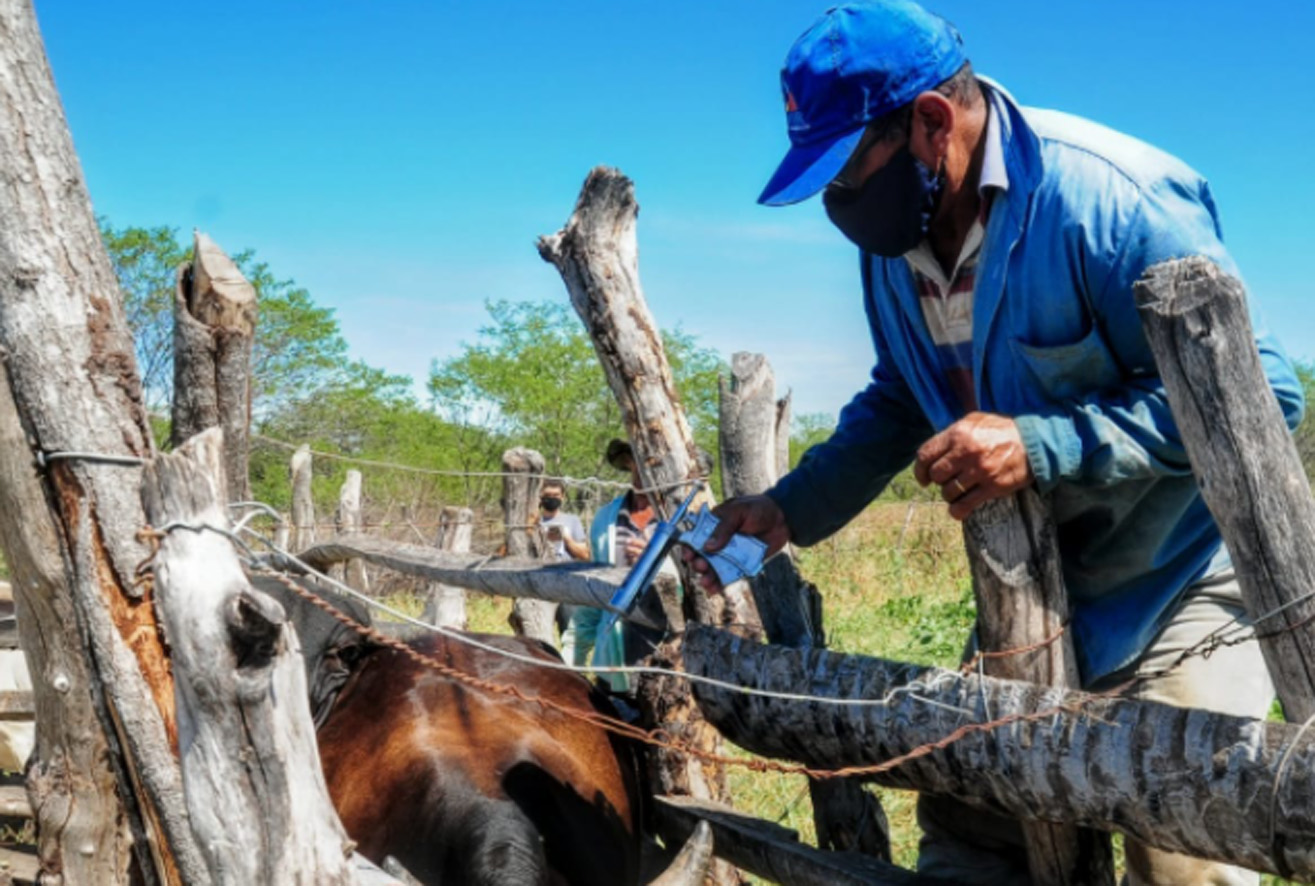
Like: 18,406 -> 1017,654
34,1 -> 1315,419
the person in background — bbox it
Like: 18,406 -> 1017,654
537,478 -> 589,563
561,438 -> 675,693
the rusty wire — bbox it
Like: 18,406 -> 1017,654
133,513 -> 1315,787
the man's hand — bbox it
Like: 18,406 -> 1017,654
914,411 -> 1033,520
679,494 -> 791,592
622,533 -> 647,566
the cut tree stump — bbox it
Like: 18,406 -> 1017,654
719,352 -> 890,861
503,447 -> 556,643
171,230 -> 255,504
1135,256 -> 1315,722
141,428 -> 395,886
540,167 -> 750,884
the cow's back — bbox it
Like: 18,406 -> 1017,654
318,632 -> 641,886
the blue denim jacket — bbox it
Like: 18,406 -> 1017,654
767,83 -> 1305,684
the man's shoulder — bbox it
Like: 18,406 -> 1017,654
1020,106 -> 1206,195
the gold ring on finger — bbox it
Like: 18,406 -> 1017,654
953,478 -> 966,496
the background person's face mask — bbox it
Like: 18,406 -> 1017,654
823,144 -> 944,257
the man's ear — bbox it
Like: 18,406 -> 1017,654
909,91 -> 954,169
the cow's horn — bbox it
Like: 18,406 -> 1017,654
650,821 -> 714,886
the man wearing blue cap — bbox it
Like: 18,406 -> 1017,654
689,2 -> 1305,884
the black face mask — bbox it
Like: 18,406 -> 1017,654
540,496 -> 562,512
823,145 -> 944,257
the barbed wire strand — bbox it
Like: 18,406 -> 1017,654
134,511 -> 1315,788
249,434 -> 704,498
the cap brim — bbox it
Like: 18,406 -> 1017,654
757,126 -> 866,206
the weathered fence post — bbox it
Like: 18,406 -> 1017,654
335,470 -> 369,592
773,388 -> 791,482
291,444 -> 316,554
962,492 -> 1115,884
140,429 -> 361,885
503,447 -> 556,643
275,514 -> 291,552
0,364 -> 134,882
0,2 -> 208,881
681,623 -> 1315,879
719,352 -> 891,859
171,230 -> 255,504
424,506 -> 473,629
1134,256 -> 1315,721
539,166 -> 750,885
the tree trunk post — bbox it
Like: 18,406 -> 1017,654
502,447 -> 555,643
334,470 -> 369,592
774,390 -> 792,483
170,231 -> 255,504
274,515 -> 291,552
539,166 -> 750,885
962,492 -> 1115,884
140,429 -> 360,885
299,537 -> 669,628
718,352 -> 891,859
290,445 -> 315,555
682,623 -> 1315,879
424,506 -> 472,629
0,2 -> 209,881
0,361 -> 134,884
1134,256 -> 1315,722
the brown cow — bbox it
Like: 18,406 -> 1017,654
255,575 -> 643,886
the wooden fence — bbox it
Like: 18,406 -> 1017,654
1,2 -> 1314,880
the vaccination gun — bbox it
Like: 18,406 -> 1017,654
597,483 -> 769,639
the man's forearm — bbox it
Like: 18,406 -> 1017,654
564,536 -> 590,560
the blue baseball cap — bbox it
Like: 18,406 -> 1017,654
758,2 -> 967,206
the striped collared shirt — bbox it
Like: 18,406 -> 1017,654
903,102 -> 1009,414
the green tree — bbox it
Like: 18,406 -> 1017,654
101,222 -> 189,412
1295,362 -> 1315,484
250,360 -> 505,515
788,411 -> 835,470
101,220 -> 351,416
428,300 -> 724,485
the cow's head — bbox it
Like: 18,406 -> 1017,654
249,574 -> 377,728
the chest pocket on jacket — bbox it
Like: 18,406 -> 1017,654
1011,326 -> 1122,402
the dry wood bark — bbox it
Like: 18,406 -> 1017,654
539,166 -> 748,885
654,797 -> 948,886
0,364 -> 133,884
0,2 -> 208,881
170,231 -> 255,504
1134,256 -> 1315,722
962,491 -> 1114,884
423,506 -> 472,629
682,623 -> 1315,879
298,536 -> 668,629
334,470 -> 369,592
290,445 -> 315,554
719,352 -> 889,860
140,429 -> 358,885
502,447 -> 556,643
538,168 -> 762,639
